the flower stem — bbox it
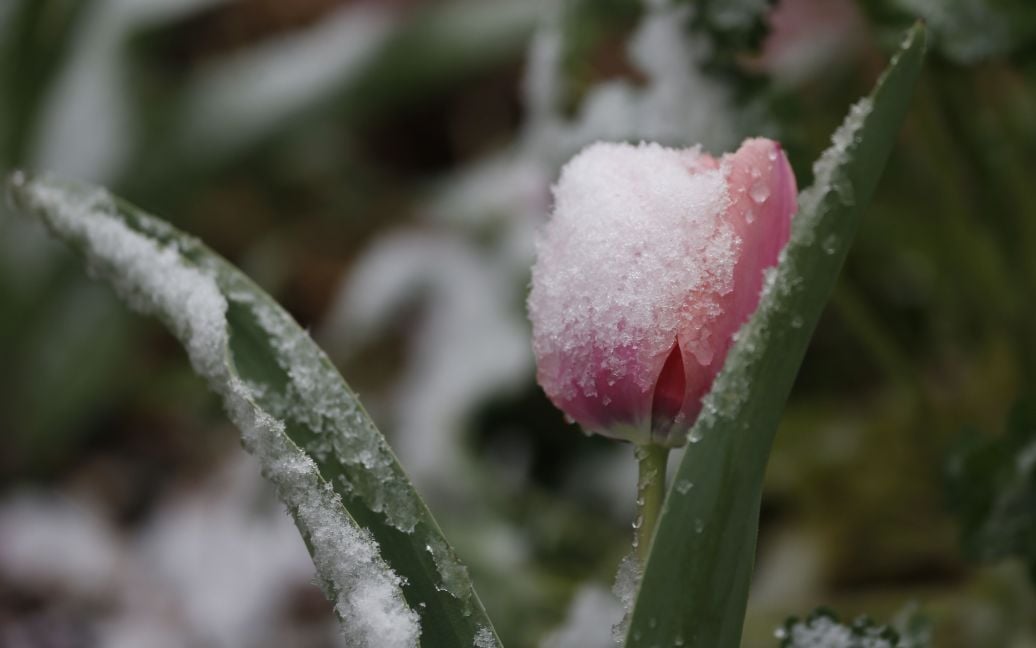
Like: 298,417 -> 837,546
634,444 -> 669,564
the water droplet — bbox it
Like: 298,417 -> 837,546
694,518 -> 704,534
749,180 -> 770,204
687,428 -> 703,444
768,149 -> 778,162
790,315 -> 803,329
632,515 -> 643,530
822,234 -> 838,255
745,210 -> 755,224
675,480 -> 694,495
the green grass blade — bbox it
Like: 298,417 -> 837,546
7,174 -> 501,648
0,0 -> 91,168
624,24 -> 928,648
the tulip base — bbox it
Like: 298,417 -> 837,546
634,444 -> 670,563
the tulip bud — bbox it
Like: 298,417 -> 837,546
528,138 -> 797,447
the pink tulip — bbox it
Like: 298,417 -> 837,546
528,138 -> 797,446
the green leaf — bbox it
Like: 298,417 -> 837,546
945,396 -> 1036,581
624,24 -> 927,648
0,0 -> 91,168
7,174 -> 500,648
0,0 -> 137,472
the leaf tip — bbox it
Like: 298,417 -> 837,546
911,20 -> 929,53
896,20 -> 928,62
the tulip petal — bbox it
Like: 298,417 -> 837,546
675,139 -> 797,431
529,138 -> 796,446
651,342 -> 686,440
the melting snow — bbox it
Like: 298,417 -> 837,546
473,625 -> 498,648
235,289 -> 422,533
610,552 -> 642,644
424,535 -> 475,614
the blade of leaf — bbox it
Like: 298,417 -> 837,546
0,0 -> 91,169
7,174 -> 501,648
0,0 -> 141,472
624,24 -> 927,648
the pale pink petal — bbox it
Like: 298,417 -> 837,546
674,138 -> 796,429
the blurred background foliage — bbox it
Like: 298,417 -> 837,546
1,0 -> 1035,646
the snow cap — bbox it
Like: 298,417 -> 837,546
528,138 -> 797,446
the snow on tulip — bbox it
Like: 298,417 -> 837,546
528,138 -> 797,447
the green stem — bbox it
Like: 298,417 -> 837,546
634,443 -> 670,564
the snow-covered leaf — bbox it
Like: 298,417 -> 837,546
6,174 -> 501,648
